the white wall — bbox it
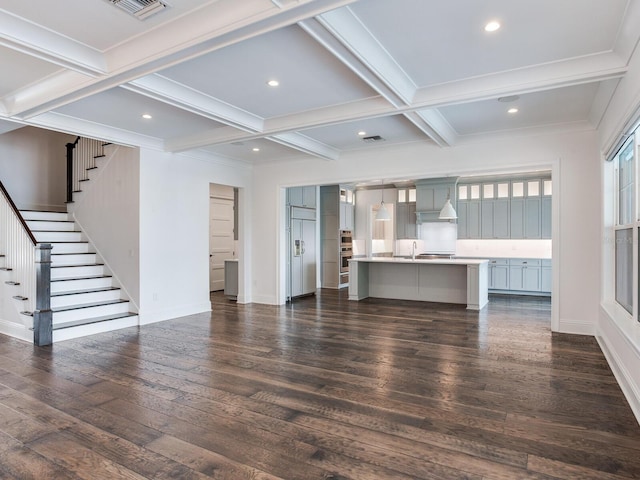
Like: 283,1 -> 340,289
596,32 -> 640,424
251,129 -> 600,337
138,149 -> 252,324
69,145 -> 141,307
0,126 -> 74,211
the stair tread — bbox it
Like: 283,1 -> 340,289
52,286 -> 120,297
52,263 -> 104,268
26,219 -> 74,223
52,253 -> 95,256
51,274 -> 112,283
52,312 -> 138,331
53,298 -> 129,313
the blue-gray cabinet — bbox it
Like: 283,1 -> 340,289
481,199 -> 509,238
509,259 -> 542,291
488,259 -> 509,290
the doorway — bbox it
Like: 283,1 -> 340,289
209,184 -> 236,292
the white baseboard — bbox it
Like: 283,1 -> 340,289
0,319 -> 32,343
138,302 -> 212,325
597,303 -> 640,426
249,294 -> 281,305
557,318 -> 595,335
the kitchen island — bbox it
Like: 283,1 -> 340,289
349,257 -> 489,310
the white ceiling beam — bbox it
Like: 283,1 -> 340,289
0,9 -> 106,75
25,111 -> 164,151
412,51 -> 627,107
124,75 -> 265,132
313,7 -> 417,105
299,18 -> 408,108
404,110 -> 458,147
166,124 -> 338,161
269,132 -> 339,160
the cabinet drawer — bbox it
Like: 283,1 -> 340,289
542,259 -> 552,267
509,258 -> 541,267
488,259 -> 509,266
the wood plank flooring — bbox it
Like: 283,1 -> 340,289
0,289 -> 638,479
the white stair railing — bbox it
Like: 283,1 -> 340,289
0,181 -> 52,346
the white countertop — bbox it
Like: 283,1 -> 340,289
350,257 -> 489,266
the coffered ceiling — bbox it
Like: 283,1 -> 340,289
0,0 -> 637,164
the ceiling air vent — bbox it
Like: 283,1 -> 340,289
109,0 -> 169,20
362,135 -> 385,143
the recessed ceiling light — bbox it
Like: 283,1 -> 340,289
252,147 -> 260,152
142,113 -> 152,119
267,79 -> 279,87
358,131 -> 366,136
484,21 -> 501,32
508,108 -> 519,114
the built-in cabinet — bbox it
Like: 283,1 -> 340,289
288,186 -> 317,209
457,176 -> 551,240
484,257 -> 551,294
321,185 -> 354,288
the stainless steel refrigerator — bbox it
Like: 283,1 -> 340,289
290,208 -> 316,298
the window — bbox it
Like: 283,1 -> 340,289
618,140 -> 634,225
611,134 -> 637,319
512,182 -> 524,197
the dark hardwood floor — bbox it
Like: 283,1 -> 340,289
0,289 -> 639,479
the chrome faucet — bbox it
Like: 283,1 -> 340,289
412,241 -> 417,260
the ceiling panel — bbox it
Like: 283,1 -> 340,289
53,87 -> 227,139
350,0 -> 629,87
0,46 -> 62,97
201,137 -> 306,164
158,24 -> 378,119
438,83 -> 601,136
0,0 -> 220,51
301,114 -> 430,150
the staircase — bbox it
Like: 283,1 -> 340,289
17,210 -> 138,342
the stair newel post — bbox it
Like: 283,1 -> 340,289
33,243 -> 53,347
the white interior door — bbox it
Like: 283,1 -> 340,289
210,185 -> 235,292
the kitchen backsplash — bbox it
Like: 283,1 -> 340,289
455,239 -> 552,259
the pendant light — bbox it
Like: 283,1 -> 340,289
438,194 -> 457,220
376,180 -> 390,221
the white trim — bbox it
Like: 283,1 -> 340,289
138,302 -> 212,325
598,302 -> 640,426
0,319 -> 32,343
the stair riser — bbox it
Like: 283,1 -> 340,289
20,211 -> 69,222
51,265 -> 105,280
26,221 -> 76,232
52,315 -> 138,343
52,254 -> 98,266
51,277 -> 113,293
34,232 -> 83,242
49,243 -> 91,254
51,290 -> 122,309
53,302 -> 130,324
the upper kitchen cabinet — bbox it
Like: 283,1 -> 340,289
457,184 -> 481,239
396,187 -> 417,239
480,181 -> 510,239
415,178 -> 458,223
288,186 -> 317,209
458,175 -> 551,240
